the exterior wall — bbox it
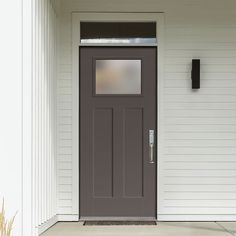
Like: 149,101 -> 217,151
57,0 -> 236,220
57,12 -> 75,218
32,0 -> 58,234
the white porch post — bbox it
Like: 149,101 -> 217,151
22,0 -> 34,235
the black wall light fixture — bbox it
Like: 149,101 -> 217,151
191,59 -> 200,89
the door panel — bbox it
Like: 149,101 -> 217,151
124,108 -> 143,198
80,47 -> 157,218
93,108 -> 113,198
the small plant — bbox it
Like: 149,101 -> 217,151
0,199 -> 17,236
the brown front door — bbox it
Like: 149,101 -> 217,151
80,47 -> 157,219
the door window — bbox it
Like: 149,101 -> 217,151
96,60 -> 141,94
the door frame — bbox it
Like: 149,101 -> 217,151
72,12 -> 165,220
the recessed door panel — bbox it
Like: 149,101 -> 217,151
123,108 -> 144,198
80,47 -> 157,218
93,108 -> 113,198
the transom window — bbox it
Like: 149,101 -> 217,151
80,22 -> 156,44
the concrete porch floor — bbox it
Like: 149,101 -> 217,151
41,222 -> 236,236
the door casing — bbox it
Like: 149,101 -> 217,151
72,12 -> 165,220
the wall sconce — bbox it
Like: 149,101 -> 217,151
191,59 -> 200,89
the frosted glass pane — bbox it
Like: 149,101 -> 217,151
96,60 -> 141,94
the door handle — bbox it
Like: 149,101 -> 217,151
149,130 -> 155,164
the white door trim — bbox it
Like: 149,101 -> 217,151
72,12 -> 165,220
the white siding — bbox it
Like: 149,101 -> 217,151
161,24 -> 236,219
32,0 -> 57,233
57,13 -> 74,216
57,0 -> 236,220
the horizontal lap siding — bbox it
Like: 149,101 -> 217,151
57,14 -> 74,215
160,25 -> 236,216
57,0 -> 236,219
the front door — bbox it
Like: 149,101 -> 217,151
80,47 -> 157,219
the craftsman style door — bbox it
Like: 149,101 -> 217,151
80,47 -> 157,219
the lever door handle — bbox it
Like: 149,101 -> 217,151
149,130 -> 155,164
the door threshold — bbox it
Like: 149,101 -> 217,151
80,217 -> 157,221
83,221 -> 157,226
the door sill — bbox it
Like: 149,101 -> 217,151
80,217 -> 157,221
